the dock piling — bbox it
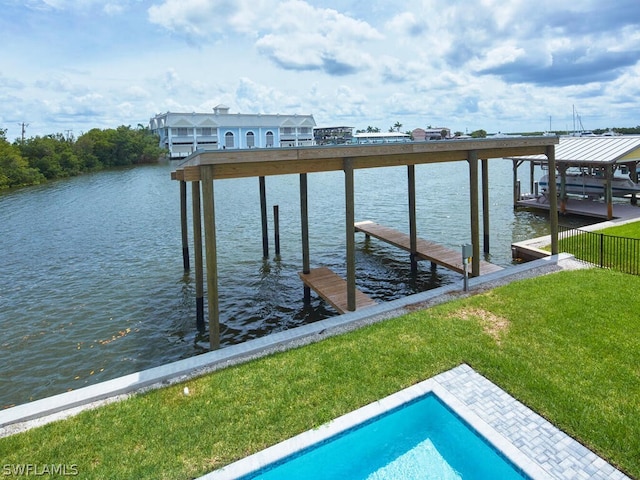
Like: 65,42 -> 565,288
260,176 -> 269,259
482,158 -> 490,254
191,181 -> 205,331
273,205 -> 280,256
180,180 -> 190,271
299,173 -> 311,304
201,166 -> 220,350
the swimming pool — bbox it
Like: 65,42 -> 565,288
204,371 -> 550,480
240,393 -> 528,479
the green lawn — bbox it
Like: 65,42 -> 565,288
1,269 -> 638,479
557,220 -> 640,273
598,219 -> 640,238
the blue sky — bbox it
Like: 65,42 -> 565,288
1,0 -> 639,140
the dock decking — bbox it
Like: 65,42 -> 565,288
354,220 -> 503,276
298,267 -> 377,314
517,196 -> 640,221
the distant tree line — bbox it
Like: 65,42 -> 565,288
593,126 -> 640,135
0,125 -> 165,189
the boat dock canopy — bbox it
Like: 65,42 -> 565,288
172,137 -> 560,349
173,137 -> 560,181
505,136 -> 640,167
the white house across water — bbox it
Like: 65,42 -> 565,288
149,105 -> 316,159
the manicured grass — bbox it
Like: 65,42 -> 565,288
1,269 -> 638,479
598,219 -> 640,238
553,220 -> 640,273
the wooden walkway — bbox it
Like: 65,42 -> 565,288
299,267 -> 377,314
354,220 -> 503,276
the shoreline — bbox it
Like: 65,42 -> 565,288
0,253 -> 583,437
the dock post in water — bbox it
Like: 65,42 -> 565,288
180,180 -> 190,271
605,164 -> 614,220
191,181 -> 205,331
468,150 -> 480,277
512,159 -> 519,208
344,158 -> 356,312
547,145 -> 559,255
299,173 -> 311,304
631,163 -> 638,205
260,176 -> 269,259
482,158 -> 490,254
201,166 -> 220,350
273,205 -> 280,256
407,165 -> 418,274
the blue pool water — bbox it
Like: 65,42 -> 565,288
243,393 -> 528,479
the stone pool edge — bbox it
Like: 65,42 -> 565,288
202,364 -> 629,480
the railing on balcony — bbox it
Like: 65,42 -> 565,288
559,225 -> 640,275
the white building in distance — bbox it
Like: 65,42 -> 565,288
149,105 -> 316,159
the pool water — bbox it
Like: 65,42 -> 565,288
243,394 -> 528,479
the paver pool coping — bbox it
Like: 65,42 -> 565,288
202,364 -> 630,480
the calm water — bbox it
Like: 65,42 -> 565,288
0,160 -> 585,407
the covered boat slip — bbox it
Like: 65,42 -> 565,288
509,136 -> 640,220
172,137 -> 560,349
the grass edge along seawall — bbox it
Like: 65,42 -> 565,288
0,266 -> 638,479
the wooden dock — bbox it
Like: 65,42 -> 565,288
299,267 -> 377,314
354,220 -> 503,276
517,196 -> 640,221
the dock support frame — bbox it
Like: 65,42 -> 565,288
191,181 -> 205,331
408,165 -> 418,274
300,173 -> 311,304
180,180 -> 190,271
201,166 -> 220,349
344,158 -> 356,312
481,158 -> 490,254
468,150 -> 480,277
260,176 -> 269,259
547,146 -> 559,255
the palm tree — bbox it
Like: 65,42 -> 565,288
393,121 -> 402,132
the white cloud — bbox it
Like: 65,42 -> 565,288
2,0 -> 640,139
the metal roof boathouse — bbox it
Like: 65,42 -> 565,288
172,137 -> 560,349
510,136 -> 640,220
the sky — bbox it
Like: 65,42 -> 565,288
2,0 -> 640,140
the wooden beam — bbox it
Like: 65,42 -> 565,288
259,176 -> 269,258
171,138 -> 559,181
191,181 -> 204,331
180,180 -> 190,271
547,145 -> 559,255
201,166 -> 220,349
408,165 -> 418,274
468,151 -> 480,277
482,158 -> 490,254
183,166 -> 201,182
606,164 -> 613,220
299,173 -> 311,303
344,158 -> 356,312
